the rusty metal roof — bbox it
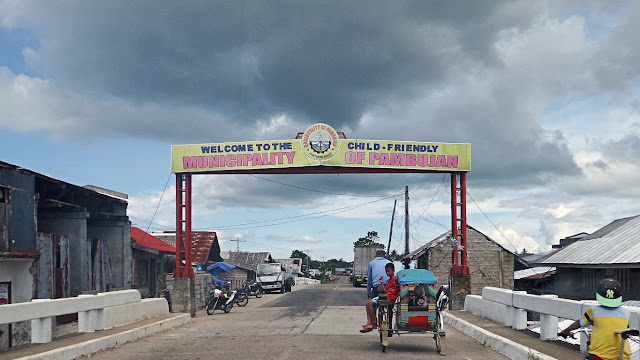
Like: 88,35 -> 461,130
225,251 -> 273,271
151,231 -> 219,263
540,215 -> 640,267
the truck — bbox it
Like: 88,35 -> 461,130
276,258 -> 303,277
256,261 -> 296,293
352,245 -> 384,287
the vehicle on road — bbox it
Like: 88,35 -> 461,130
352,245 -> 383,287
207,284 -> 238,315
376,269 -> 449,354
257,262 -> 295,293
234,287 -> 249,307
242,280 -> 264,298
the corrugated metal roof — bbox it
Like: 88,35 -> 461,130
131,227 -> 176,253
151,231 -> 218,263
514,267 -> 555,280
225,251 -> 272,271
540,215 -> 640,266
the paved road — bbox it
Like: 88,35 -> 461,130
79,280 -> 509,360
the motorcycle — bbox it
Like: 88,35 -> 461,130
242,281 -> 264,298
234,287 -> 249,307
206,284 -> 238,315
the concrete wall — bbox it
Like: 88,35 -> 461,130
0,259 -> 35,302
38,210 -> 90,297
88,219 -> 131,290
0,258 -> 37,347
166,273 -> 216,312
426,227 -> 515,298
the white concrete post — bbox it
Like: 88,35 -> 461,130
579,330 -> 589,354
630,312 -> 639,360
539,295 -> 558,340
94,308 -> 105,331
539,313 -> 558,340
512,307 -> 527,330
78,295 -> 95,332
511,291 -> 527,330
30,316 -> 52,343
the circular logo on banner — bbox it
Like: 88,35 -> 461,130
301,123 -> 340,162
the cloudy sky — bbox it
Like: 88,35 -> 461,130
1,1 -> 639,265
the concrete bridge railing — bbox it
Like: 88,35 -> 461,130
0,290 -> 170,344
465,287 -> 640,357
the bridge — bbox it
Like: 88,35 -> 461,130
0,282 -> 636,360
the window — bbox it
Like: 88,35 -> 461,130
132,258 -> 149,286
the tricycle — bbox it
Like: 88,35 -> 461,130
376,269 -> 449,353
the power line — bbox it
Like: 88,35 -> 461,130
198,193 -> 402,231
466,190 -> 519,253
249,174 -> 394,197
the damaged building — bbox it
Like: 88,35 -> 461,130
0,161 -> 131,347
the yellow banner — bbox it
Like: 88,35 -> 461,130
171,124 -> 470,173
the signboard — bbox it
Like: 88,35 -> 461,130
171,123 -> 470,173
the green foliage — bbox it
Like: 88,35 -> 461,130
519,248 -> 533,257
388,250 -> 402,261
353,231 -> 385,248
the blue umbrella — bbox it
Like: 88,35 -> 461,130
206,262 -> 236,287
206,261 -> 235,273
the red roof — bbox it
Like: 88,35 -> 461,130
131,226 -> 176,253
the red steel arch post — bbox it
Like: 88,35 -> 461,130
450,172 -> 469,276
174,173 -> 194,278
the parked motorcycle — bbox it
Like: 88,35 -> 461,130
206,285 -> 238,315
242,281 -> 264,298
234,287 -> 249,307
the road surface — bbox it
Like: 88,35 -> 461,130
80,277 -> 509,359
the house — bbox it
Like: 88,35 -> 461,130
537,214 -> 640,301
224,251 -> 273,289
152,230 -> 222,272
130,226 -> 176,298
403,225 -> 523,301
514,267 -> 556,295
0,161 -> 130,347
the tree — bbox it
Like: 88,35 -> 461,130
388,250 -> 402,261
353,231 -> 385,248
519,248 -> 533,257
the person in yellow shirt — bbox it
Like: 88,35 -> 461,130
560,278 -> 631,360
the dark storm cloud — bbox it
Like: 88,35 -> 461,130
13,0 -> 531,128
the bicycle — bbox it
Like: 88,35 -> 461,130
559,327 -> 639,360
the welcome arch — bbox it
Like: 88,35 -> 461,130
170,123 -> 471,279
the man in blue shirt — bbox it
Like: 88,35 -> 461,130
361,249 -> 391,332
367,249 -> 391,298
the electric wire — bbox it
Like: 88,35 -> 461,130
466,189 -> 519,253
249,174 -> 393,197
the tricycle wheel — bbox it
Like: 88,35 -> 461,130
435,334 -> 441,353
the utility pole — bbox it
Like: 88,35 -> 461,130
405,185 -> 410,255
229,238 -> 245,252
387,199 -> 397,255
304,249 -> 312,273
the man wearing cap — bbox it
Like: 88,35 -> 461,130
367,249 -> 391,300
